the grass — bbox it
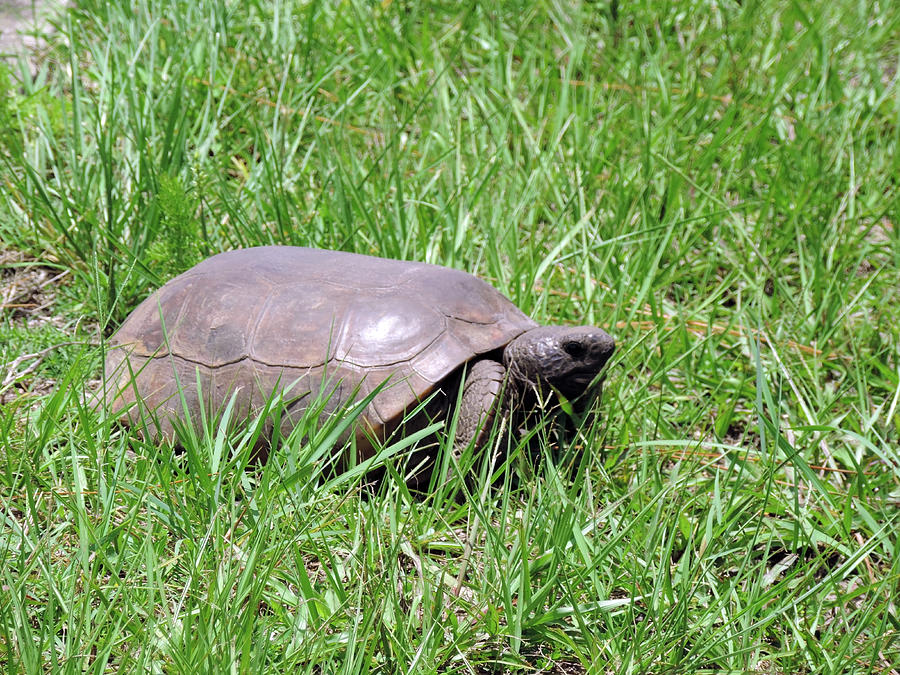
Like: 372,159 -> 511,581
1,0 -> 899,671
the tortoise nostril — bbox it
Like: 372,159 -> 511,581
563,340 -> 585,359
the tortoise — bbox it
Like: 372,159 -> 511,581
104,246 -> 615,475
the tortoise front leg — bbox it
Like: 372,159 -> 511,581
455,359 -> 507,456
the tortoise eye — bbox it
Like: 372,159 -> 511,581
563,341 -> 585,358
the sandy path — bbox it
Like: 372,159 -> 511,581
0,0 -> 67,60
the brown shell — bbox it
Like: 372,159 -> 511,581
104,246 -> 537,451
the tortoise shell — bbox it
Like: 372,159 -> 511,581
105,246 -> 538,452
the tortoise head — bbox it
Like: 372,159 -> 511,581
503,325 -> 615,401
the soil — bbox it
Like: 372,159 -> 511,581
0,249 -> 83,405
0,0 -> 67,61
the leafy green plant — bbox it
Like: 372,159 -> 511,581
146,172 -> 203,279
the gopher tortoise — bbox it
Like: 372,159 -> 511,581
104,246 -> 615,472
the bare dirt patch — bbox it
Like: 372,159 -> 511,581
0,247 -> 83,404
0,0 -> 68,63
1,247 -> 69,319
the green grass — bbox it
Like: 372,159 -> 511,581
1,0 -> 899,671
